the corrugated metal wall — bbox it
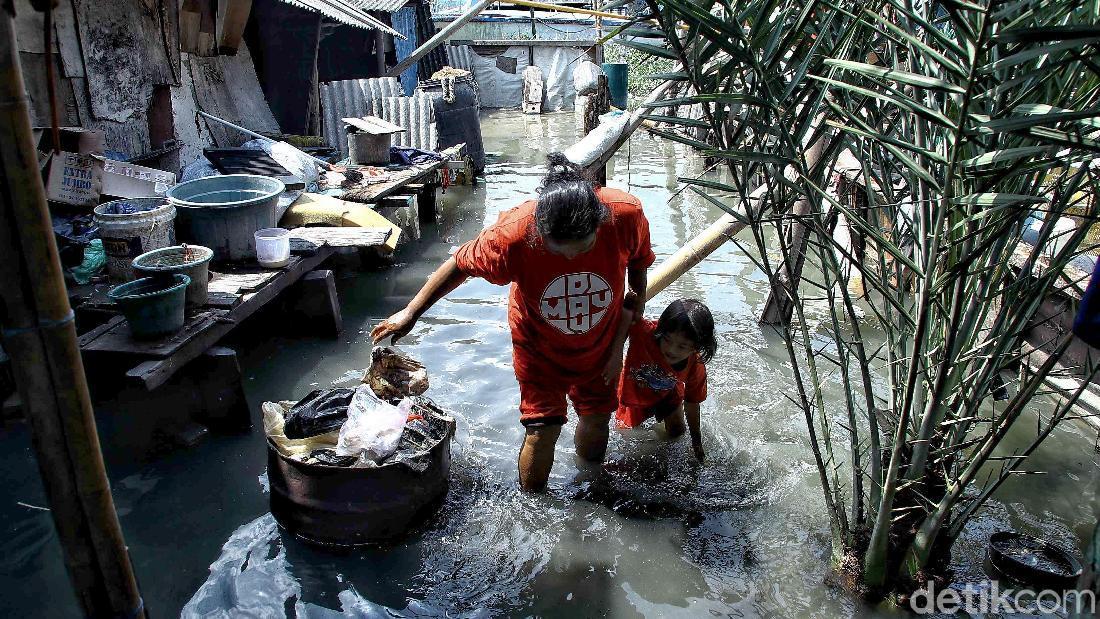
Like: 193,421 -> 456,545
381,94 -> 437,152
320,77 -> 404,158
447,45 -> 474,72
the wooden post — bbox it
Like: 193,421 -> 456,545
217,0 -> 252,55
181,0 -> 202,54
0,10 -> 145,618
759,127 -> 829,326
198,0 -> 218,57
374,23 -> 387,77
190,347 -> 251,431
286,270 -> 343,336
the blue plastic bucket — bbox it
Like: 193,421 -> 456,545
168,175 -> 285,262
108,274 -> 191,340
602,62 -> 629,109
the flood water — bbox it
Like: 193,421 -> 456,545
2,111 -> 1098,617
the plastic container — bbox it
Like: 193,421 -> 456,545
108,274 -> 191,340
986,531 -> 1083,589
167,175 -> 285,262
132,245 -> 213,308
268,400 -> 456,547
601,62 -> 629,110
418,75 -> 485,173
254,228 -> 291,268
93,198 -> 176,283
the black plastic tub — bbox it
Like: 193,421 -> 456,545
986,531 -> 1084,589
268,410 -> 455,548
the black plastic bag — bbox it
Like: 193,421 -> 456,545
283,388 -> 355,439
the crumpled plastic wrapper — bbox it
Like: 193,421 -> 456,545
262,400 -> 339,462
365,346 -> 429,400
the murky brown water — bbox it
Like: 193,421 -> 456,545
0,110 -> 1096,617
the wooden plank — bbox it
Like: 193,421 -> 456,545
207,269 -> 282,295
343,116 -> 404,135
288,227 -> 393,248
77,315 -> 125,348
125,247 -> 335,390
82,312 -> 222,358
450,39 -> 598,47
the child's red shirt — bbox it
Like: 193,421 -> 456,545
616,319 -> 707,427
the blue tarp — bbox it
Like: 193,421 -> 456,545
392,7 -> 419,96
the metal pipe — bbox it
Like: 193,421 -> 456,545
197,110 -> 334,169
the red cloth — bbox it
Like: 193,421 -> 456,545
454,187 -> 655,418
616,319 -> 707,428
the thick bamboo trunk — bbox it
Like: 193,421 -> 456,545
0,10 -> 144,617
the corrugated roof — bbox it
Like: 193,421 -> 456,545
348,0 -> 412,14
277,0 -> 405,35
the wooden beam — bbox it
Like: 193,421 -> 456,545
450,39 -> 598,47
124,248 -> 335,390
387,0 -> 495,78
217,0 -> 253,55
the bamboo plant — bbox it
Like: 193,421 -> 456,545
612,0 -> 1100,598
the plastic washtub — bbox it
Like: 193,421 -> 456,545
168,175 -> 285,262
108,274 -> 191,340
132,245 -> 214,308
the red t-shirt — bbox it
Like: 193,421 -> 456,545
454,186 -> 655,384
619,319 -> 707,413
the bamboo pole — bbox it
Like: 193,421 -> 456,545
646,186 -> 764,300
0,9 -> 144,618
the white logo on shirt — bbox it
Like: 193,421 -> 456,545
540,272 -> 613,334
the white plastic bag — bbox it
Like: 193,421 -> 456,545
573,60 -> 604,95
335,385 -> 410,463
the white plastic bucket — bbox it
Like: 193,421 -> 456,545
255,228 -> 291,268
93,198 -> 177,283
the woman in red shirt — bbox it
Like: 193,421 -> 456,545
371,153 -> 655,491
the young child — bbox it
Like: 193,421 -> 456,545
608,298 -> 717,461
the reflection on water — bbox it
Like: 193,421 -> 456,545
0,111 -> 1096,618
179,111 -> 1100,617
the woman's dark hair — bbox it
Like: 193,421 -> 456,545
655,299 -> 718,364
534,152 -> 609,241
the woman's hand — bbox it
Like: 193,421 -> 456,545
371,307 -> 418,344
602,346 -> 624,385
624,290 -> 645,324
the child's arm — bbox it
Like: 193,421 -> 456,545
602,308 -> 634,385
685,402 -> 704,461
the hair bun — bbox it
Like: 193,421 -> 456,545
542,152 -> 591,186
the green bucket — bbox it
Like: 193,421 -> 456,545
108,274 -> 191,340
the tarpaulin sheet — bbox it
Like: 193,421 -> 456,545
450,45 -> 587,110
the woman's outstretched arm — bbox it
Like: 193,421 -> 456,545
370,256 -> 469,343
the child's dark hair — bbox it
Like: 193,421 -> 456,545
656,299 -> 718,364
534,152 -> 609,241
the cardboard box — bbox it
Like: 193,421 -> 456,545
101,159 -> 176,198
34,127 -> 105,155
45,151 -> 103,207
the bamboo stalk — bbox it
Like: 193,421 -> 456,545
0,10 -> 144,617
